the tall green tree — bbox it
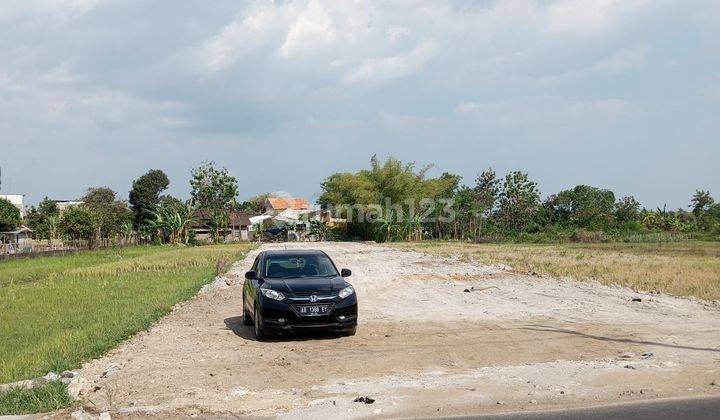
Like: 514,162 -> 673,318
496,171 -> 540,233
614,196 -> 641,223
473,168 -> 500,235
189,161 -> 238,209
237,193 -> 270,214
691,190 -> 714,216
545,185 -> 616,230
59,205 -> 94,241
0,198 -> 21,231
24,197 -> 60,240
318,155 -> 458,241
129,169 -> 170,229
81,187 -> 132,245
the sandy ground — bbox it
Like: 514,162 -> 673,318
64,242 -> 720,418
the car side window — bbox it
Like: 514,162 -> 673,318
251,257 -> 259,272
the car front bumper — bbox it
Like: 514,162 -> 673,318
258,295 -> 358,333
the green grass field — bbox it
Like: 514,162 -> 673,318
0,244 -> 253,385
391,241 -> 720,301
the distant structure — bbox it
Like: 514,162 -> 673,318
53,200 -> 83,214
0,194 -> 26,217
0,167 -> 27,217
262,197 -> 311,214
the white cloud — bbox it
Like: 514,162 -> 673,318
544,0 -> 651,36
342,40 -> 437,86
592,47 -> 646,74
279,0 -> 336,58
386,26 -> 410,41
456,102 -> 481,114
0,0 -> 101,23
456,98 -> 633,125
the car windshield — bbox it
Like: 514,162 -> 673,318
264,254 -> 339,279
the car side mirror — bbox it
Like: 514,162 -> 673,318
245,270 -> 258,280
341,268 -> 352,277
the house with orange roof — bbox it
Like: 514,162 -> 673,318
262,197 -> 311,215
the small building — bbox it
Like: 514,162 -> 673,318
0,194 -> 26,217
0,225 -> 33,254
53,200 -> 83,214
191,209 -> 252,242
262,197 -> 311,214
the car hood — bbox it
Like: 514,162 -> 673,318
265,276 -> 347,295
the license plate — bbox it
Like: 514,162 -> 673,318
298,305 -> 329,316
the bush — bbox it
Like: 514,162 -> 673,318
570,229 -> 604,243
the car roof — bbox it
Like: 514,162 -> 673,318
261,249 -> 327,257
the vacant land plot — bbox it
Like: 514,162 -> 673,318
67,242 -> 720,419
391,241 -> 720,301
0,244 -> 253,386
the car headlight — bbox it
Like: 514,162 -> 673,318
262,289 -> 285,301
338,286 -> 354,299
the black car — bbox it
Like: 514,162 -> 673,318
242,249 -> 358,340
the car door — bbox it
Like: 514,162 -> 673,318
245,255 -> 261,313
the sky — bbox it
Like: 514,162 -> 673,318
0,0 -> 718,209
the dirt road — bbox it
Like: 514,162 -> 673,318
72,242 -> 720,418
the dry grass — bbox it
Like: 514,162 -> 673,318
390,241 -> 720,301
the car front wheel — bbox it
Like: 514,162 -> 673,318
242,296 -> 252,326
253,307 -> 267,341
340,327 -> 356,336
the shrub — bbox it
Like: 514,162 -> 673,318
570,229 -> 604,243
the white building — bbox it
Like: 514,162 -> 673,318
0,194 -> 25,217
53,200 -> 83,213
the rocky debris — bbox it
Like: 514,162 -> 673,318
529,399 -> 538,404
624,364 -> 636,370
68,377 -> 90,399
0,370 -> 79,393
353,396 -> 375,404
42,372 -> 61,382
711,380 -> 718,386
70,409 -> 111,420
618,352 -> 635,359
463,285 -> 499,293
631,298 -> 642,302
230,387 -> 249,397
71,409 -> 95,420
0,379 -> 33,393
101,363 -> 120,378
496,401 -> 504,405
641,352 -> 654,359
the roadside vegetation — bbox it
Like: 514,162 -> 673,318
0,382 -> 73,416
392,241 -> 720,301
318,156 -> 720,244
0,244 -> 253,386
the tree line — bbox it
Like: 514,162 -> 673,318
1,155 -> 718,246
0,162 -> 244,247
318,155 -> 720,242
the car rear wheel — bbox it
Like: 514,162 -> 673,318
253,307 -> 267,341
